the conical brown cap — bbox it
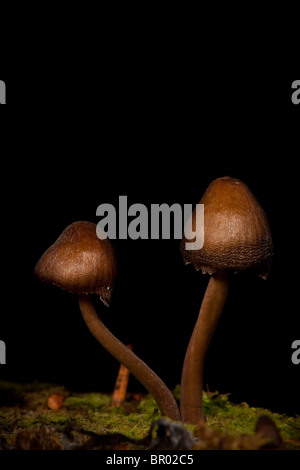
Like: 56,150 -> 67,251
34,221 -> 117,306
181,177 -> 273,278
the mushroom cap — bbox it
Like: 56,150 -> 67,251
34,221 -> 117,306
181,176 -> 273,278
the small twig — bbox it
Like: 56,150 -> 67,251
111,344 -> 133,407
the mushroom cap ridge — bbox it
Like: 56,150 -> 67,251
181,176 -> 273,278
34,221 -> 117,306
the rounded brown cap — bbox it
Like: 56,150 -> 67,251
181,176 -> 273,278
34,221 -> 117,306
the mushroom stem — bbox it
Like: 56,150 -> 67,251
78,294 -> 181,421
180,272 -> 230,425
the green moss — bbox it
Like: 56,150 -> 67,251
13,411 -> 71,429
138,394 -> 161,420
202,391 -> 300,441
172,384 -> 181,402
80,411 -> 150,440
0,381 -> 299,449
65,393 -> 110,410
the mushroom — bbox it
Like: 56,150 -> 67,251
180,177 -> 273,425
34,221 -> 180,421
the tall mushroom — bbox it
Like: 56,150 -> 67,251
180,177 -> 273,425
35,221 -> 180,421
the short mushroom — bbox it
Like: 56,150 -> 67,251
180,177 -> 273,425
35,221 -> 180,421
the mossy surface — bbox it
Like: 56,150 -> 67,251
202,392 -> 300,443
0,381 -> 299,450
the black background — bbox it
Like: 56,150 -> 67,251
0,67 -> 299,419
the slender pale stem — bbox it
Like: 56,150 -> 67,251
180,272 -> 230,425
79,294 -> 180,421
